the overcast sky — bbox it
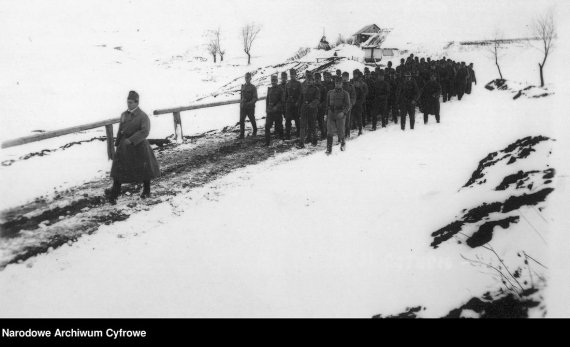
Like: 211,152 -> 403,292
0,0 -> 565,60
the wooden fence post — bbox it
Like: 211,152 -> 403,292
173,111 -> 183,142
105,124 -> 115,160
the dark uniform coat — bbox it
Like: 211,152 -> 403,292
421,80 -> 442,115
110,108 -> 160,183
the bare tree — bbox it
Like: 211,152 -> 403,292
488,29 -> 504,79
532,10 -> 556,87
241,23 -> 261,65
207,40 -> 217,63
213,27 -> 225,62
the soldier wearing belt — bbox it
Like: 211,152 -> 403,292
297,72 -> 320,148
264,74 -> 285,146
325,76 -> 350,155
284,68 -> 302,139
239,72 -> 258,139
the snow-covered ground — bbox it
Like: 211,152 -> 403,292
1,37 -> 568,316
2,0 -> 570,316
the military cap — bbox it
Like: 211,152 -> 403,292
341,71 -> 349,77
290,68 -> 296,74
127,90 -> 139,102
314,72 -> 321,78
281,71 -> 288,77
271,74 -> 278,80
364,67 -> 370,73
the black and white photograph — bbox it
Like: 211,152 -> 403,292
1,0 -> 569,324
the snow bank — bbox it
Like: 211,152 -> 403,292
0,74 -> 562,317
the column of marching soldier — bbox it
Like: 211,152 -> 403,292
105,55 -> 477,204
240,54 -> 477,155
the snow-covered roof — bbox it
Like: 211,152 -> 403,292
361,33 -> 387,48
353,24 -> 381,36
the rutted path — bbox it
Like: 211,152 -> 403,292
0,125 -> 331,269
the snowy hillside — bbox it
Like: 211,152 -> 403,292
1,35 -> 568,317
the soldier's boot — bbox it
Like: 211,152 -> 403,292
107,180 -> 121,205
311,129 -> 318,146
424,114 -> 429,124
264,129 -> 271,146
358,125 -> 363,136
436,114 -> 440,123
410,115 -> 415,130
326,136 -> 333,155
340,139 -> 346,151
296,139 -> 305,149
141,180 -> 151,199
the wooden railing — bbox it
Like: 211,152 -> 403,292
1,96 -> 266,159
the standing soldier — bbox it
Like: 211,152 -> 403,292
352,72 -> 366,135
342,71 -> 356,138
285,68 -> 302,139
315,72 -> 328,140
239,72 -> 258,139
373,70 -> 391,129
454,62 -> 469,100
398,72 -> 420,131
264,74 -> 285,146
466,63 -> 477,94
388,71 -> 400,124
438,61 -> 450,103
107,91 -> 161,205
444,61 -> 456,100
325,76 -> 350,154
396,58 -> 406,74
278,71 -> 288,131
323,71 -> 335,92
297,72 -> 320,148
385,61 -> 396,76
364,67 -> 375,127
421,73 -> 442,124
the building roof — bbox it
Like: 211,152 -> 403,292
353,24 -> 381,36
361,33 -> 385,48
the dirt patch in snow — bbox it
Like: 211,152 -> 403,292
463,136 -> 553,188
432,136 -> 555,249
485,79 -> 554,99
373,287 -> 544,318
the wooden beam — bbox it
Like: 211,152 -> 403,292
1,117 -> 120,149
105,124 -> 115,160
2,97 -> 268,149
154,96 -> 266,116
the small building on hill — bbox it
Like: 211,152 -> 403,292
360,31 -> 397,63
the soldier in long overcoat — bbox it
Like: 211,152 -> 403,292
108,91 -> 160,204
325,76 -> 351,155
398,72 -> 420,131
421,73 -> 442,124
